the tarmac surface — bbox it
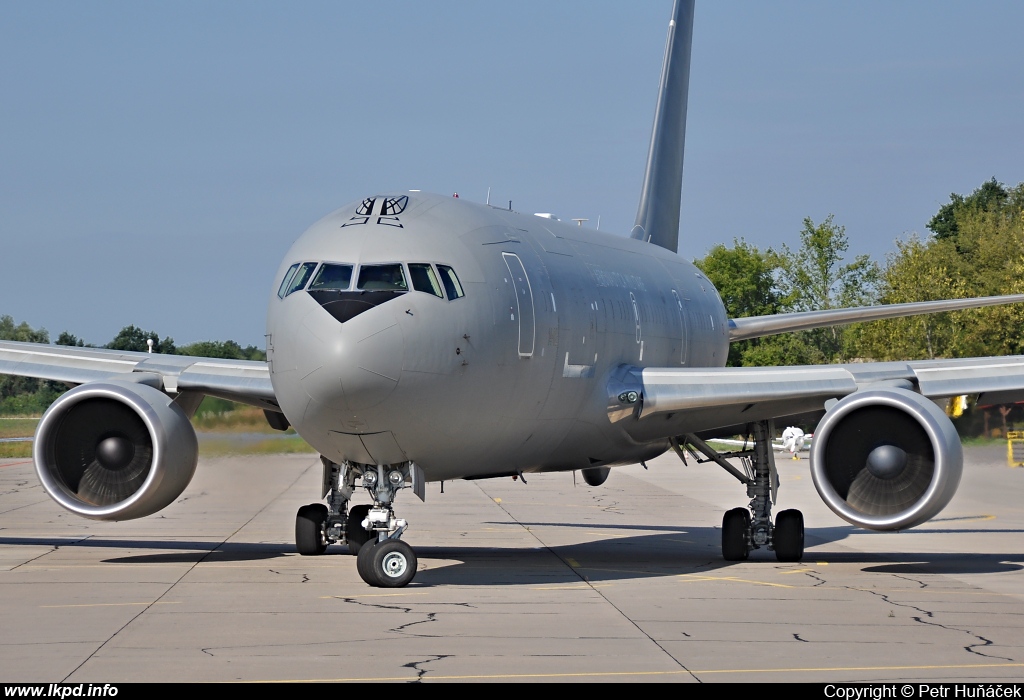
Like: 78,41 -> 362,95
1,445 -> 1023,683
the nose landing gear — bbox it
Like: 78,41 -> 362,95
352,463 -> 420,587
292,457 -> 425,587
357,538 -> 417,587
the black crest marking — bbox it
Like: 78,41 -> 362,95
381,196 -> 408,216
341,195 -> 407,228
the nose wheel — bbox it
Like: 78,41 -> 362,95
356,538 -> 418,587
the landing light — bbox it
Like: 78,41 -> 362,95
388,470 -> 404,487
363,471 -> 378,487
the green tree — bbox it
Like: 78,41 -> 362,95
0,315 -> 48,343
55,331 -> 85,347
0,317 -> 62,415
858,181 -> 1024,360
177,340 -> 266,361
927,177 -> 1010,242
106,325 -> 175,354
695,239 -> 783,366
773,215 -> 879,362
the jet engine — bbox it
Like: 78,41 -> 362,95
809,387 -> 962,531
33,381 -> 198,521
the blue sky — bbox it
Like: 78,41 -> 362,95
2,1 -> 1022,347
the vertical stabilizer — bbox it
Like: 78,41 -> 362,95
630,0 -> 695,253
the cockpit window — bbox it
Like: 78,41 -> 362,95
437,265 -> 465,300
357,263 -> 408,292
277,263 -> 301,299
309,263 -> 353,291
281,262 -> 318,298
408,263 -> 443,298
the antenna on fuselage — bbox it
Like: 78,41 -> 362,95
630,0 -> 695,254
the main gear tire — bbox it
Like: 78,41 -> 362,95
347,504 -> 372,555
295,503 -> 329,555
774,509 -> 805,562
722,507 -> 750,561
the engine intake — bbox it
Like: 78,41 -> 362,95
34,381 -> 198,521
809,387 -> 962,531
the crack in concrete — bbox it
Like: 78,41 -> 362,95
391,612 -> 437,635
401,654 -> 451,682
890,573 -> 929,589
793,633 -> 809,642
802,571 -> 828,587
908,615 -> 1013,661
336,597 -> 474,637
853,585 -> 1013,661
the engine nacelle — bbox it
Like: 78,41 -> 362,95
34,380 -> 199,521
809,387 -> 962,531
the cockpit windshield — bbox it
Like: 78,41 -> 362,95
284,261 -> 464,311
408,263 -> 443,298
357,263 -> 408,292
309,263 -> 353,291
279,262 -> 317,298
437,265 -> 465,299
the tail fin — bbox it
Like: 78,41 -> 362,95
630,0 -> 695,253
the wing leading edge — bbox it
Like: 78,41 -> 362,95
728,293 -> 1024,342
622,355 -> 1024,441
0,340 -> 277,412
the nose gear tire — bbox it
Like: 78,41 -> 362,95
369,540 -> 417,588
356,537 -> 380,585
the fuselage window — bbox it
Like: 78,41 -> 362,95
309,263 -> 353,291
408,263 -> 443,298
277,263 -> 301,299
357,263 -> 408,292
437,265 -> 464,300
284,262 -> 318,297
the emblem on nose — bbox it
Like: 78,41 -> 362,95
341,195 -> 409,228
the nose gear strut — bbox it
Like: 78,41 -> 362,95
292,457 -> 426,587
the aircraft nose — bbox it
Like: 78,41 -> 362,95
299,305 -> 404,411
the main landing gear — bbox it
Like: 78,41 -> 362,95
677,420 -> 805,562
293,457 -> 425,587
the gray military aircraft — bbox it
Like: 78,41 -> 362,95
4,0 -> 1024,587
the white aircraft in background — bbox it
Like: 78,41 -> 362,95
3,1 -> 1024,586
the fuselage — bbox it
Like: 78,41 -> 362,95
266,192 -> 729,481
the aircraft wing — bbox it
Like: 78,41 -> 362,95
625,355 -> 1024,439
728,293 -> 1024,341
0,340 -> 277,412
